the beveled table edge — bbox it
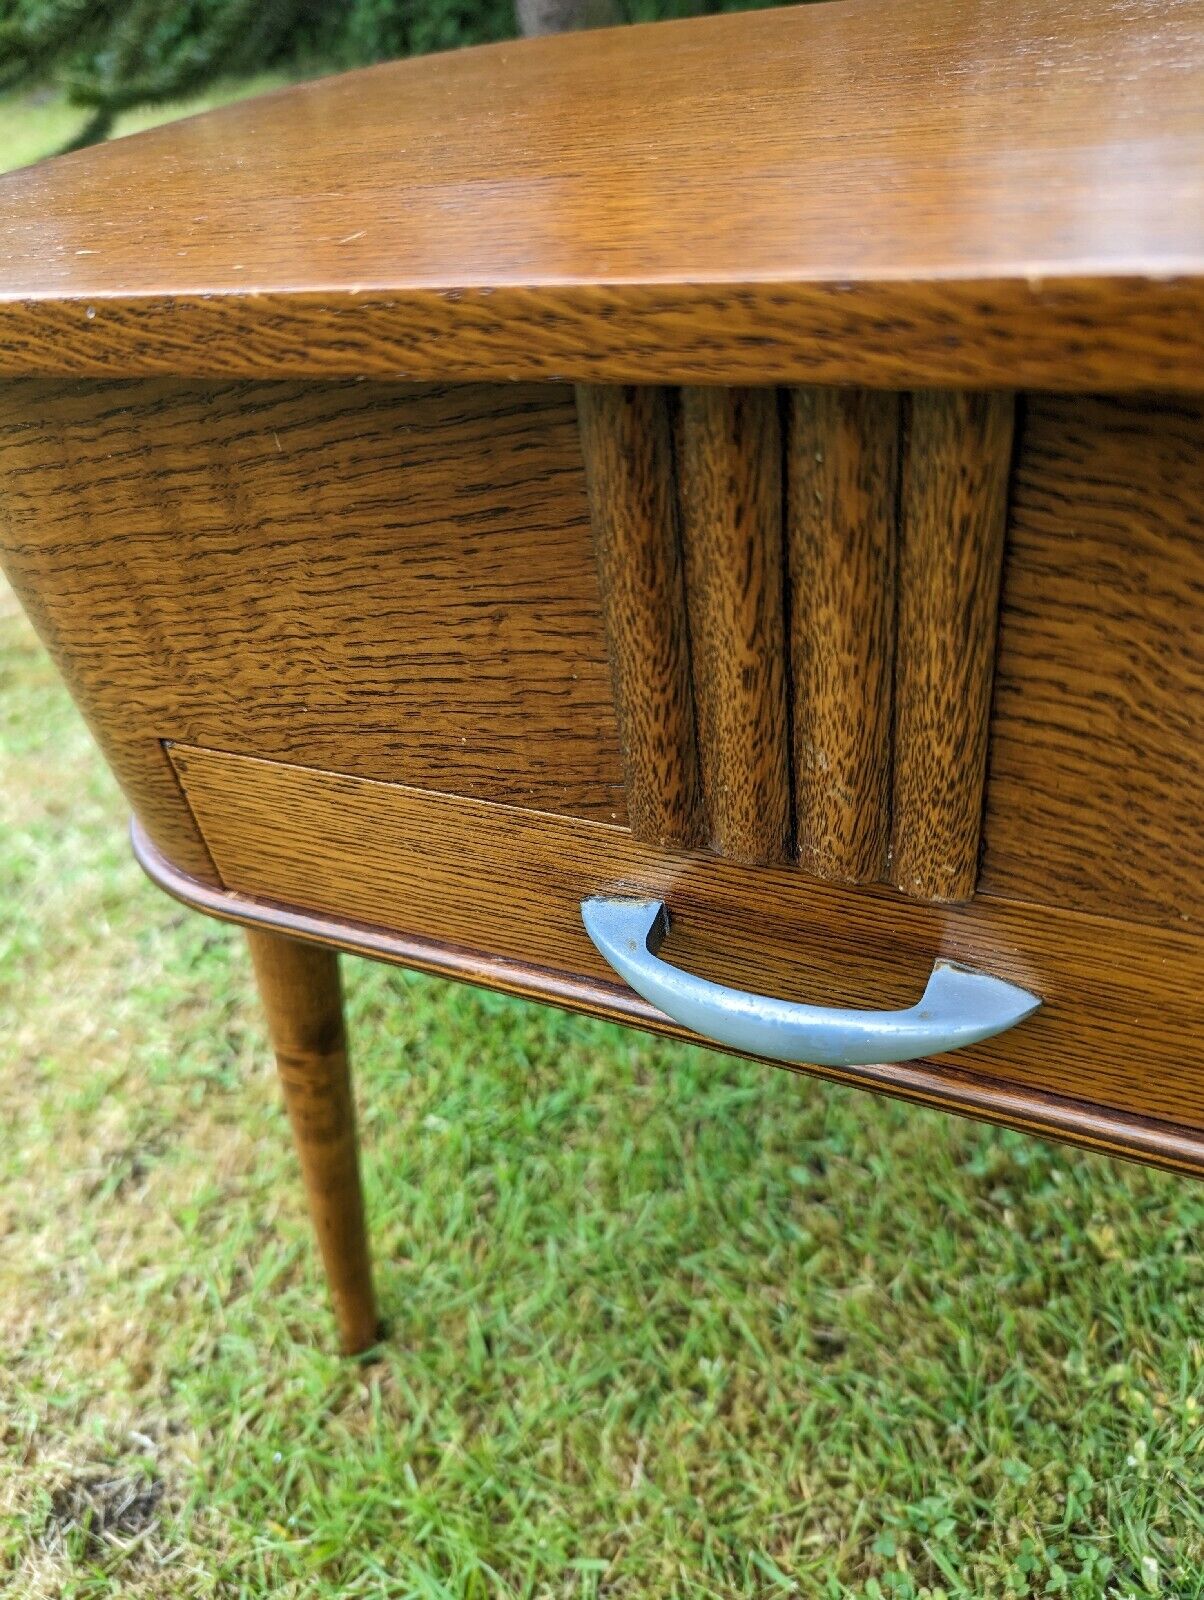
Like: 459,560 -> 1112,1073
3,277 -> 1203,390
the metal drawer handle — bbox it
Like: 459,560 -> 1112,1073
580,897 -> 1040,1067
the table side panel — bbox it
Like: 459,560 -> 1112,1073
0,378 -> 628,830
2,381 -> 1200,935
982,393 -> 1204,926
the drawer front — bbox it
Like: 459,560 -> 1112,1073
168,742 -> 1204,1149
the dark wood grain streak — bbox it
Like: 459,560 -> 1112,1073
134,817 -> 1204,1180
575,385 -> 704,848
0,1 -> 1201,388
0,377 -> 628,823
889,393 -> 1015,902
245,927 -> 378,1355
163,744 -> 1204,1138
676,387 -> 791,865
786,389 -> 899,883
1,282 -> 1200,392
982,394 -> 1204,928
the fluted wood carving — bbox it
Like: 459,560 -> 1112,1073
675,386 -> 792,866
889,392 -> 1014,901
787,388 -> 900,883
576,385 -> 704,849
578,383 -> 1015,901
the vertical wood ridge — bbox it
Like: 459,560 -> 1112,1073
576,385 -> 705,848
579,383 -> 1014,901
786,388 -> 900,882
889,390 -> 1015,902
676,386 -> 792,865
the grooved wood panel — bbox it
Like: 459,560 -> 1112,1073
168,742 -> 1204,1134
890,393 -> 1015,902
676,387 -> 791,865
0,378 -> 628,828
575,385 -> 703,849
787,389 -> 899,883
981,394 -> 1204,927
0,2 -> 1201,388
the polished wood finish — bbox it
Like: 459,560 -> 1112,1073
889,394 -> 1015,902
245,927 -> 378,1355
982,394 -> 1204,929
0,2 -> 1201,389
787,389 -> 899,883
136,815 -> 1204,1180
168,743 -> 1204,1140
677,387 -> 791,865
576,385 -> 704,848
0,379 -> 627,857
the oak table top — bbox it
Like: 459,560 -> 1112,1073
0,0 -> 1201,388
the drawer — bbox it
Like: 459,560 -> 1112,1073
165,742 -> 1204,1167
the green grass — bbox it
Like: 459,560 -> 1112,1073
2,600 -> 1203,1599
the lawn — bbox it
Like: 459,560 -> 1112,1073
3,582 -> 1203,1600
1,87 -> 1203,1600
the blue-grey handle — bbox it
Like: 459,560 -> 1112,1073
580,897 -> 1040,1067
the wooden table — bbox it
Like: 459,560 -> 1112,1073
0,0 -> 1201,1354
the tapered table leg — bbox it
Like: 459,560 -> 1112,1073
245,927 -> 379,1354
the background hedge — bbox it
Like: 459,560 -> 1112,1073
0,0 -> 773,150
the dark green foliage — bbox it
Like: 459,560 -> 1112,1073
0,0 -> 780,152
302,0 -> 518,70
1,0 -> 303,146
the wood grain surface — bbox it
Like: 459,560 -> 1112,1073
0,1 -> 1200,387
576,385 -> 703,848
0,559 -> 218,881
889,393 -> 1015,902
676,388 -> 791,865
166,743 -> 1204,1143
0,378 -> 628,856
246,927 -> 379,1355
982,394 -> 1204,927
787,389 -> 899,883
